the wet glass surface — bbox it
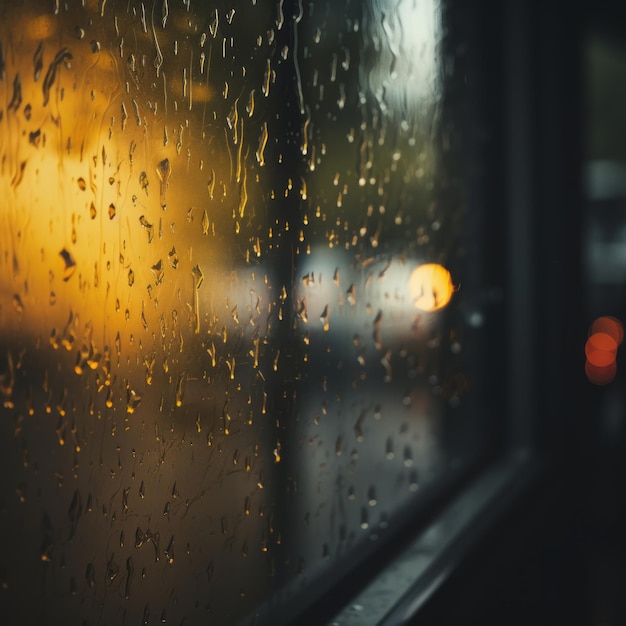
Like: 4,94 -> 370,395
0,1 -> 501,623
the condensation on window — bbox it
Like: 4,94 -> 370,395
0,1 -> 488,624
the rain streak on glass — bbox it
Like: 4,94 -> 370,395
0,1 -> 490,625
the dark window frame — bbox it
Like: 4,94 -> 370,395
268,1 -> 590,624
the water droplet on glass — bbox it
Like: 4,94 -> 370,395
156,158 -> 171,210
201,210 -> 210,235
139,215 -> 154,242
28,128 -> 41,146
256,122 -> 268,166
335,435 -> 343,456
59,248 -> 77,281
165,535 -> 174,564
167,247 -> 178,269
151,260 -> 164,285
107,555 -> 120,584
246,89 -> 255,117
360,507 -> 369,529
192,264 -> 204,288
135,526 -> 145,549
85,562 -> 96,589
42,48 -> 72,107
207,169 -> 215,199
131,99 -> 141,126
32,41 -> 44,82
175,374 -> 185,407
139,171 -> 149,194
12,294 -> 24,313
119,487 -> 130,516
403,445 -> 413,467
354,411 -> 365,441
209,8 -> 219,37
320,305 -> 330,331
124,556 -> 134,599
346,284 -> 356,305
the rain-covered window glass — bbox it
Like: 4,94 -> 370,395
0,1 -> 502,624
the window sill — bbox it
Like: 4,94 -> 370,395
326,450 -> 538,626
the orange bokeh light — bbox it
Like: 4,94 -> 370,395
585,316 -> 623,385
590,316 -> 624,346
585,332 -> 617,367
408,263 -> 455,312
585,359 -> 617,386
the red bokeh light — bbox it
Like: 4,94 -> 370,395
585,316 -> 622,385
590,316 -> 624,346
585,359 -> 617,386
585,332 -> 618,367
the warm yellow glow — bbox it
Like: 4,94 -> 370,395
408,263 -> 454,312
0,18 -> 232,357
28,14 -> 57,40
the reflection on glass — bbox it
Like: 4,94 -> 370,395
0,1 -> 492,624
